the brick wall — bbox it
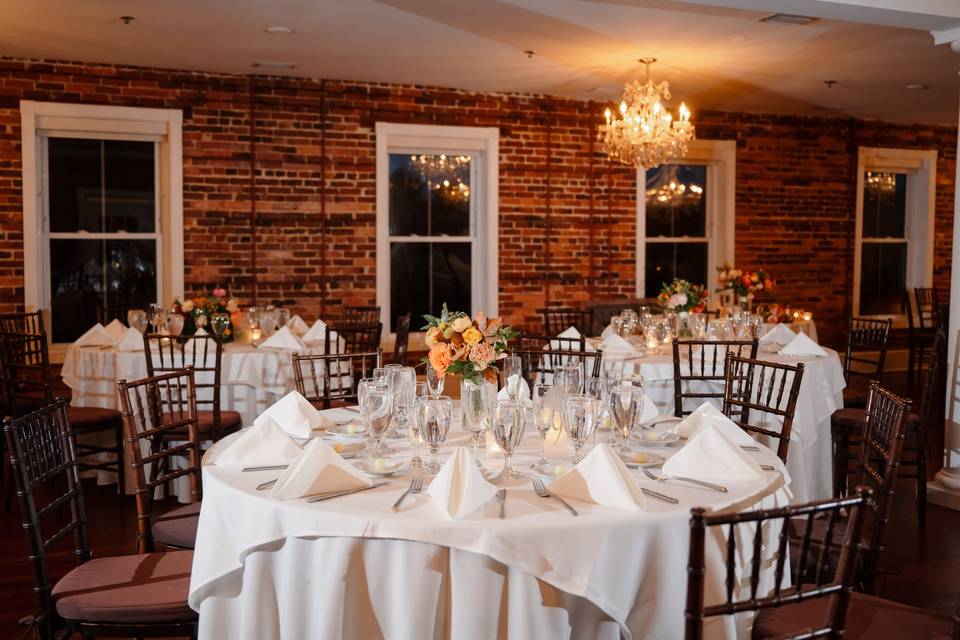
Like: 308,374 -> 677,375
0,57 -> 955,348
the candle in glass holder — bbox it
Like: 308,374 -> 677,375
802,311 -> 813,321
646,332 -> 659,353
251,327 -> 262,343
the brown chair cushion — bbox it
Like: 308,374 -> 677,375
753,592 -> 953,639
152,502 -> 201,550
164,410 -> 242,440
843,386 -> 869,409
53,550 -> 196,624
831,408 -> 867,435
67,405 -> 123,431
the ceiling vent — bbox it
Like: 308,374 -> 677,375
759,13 -> 817,26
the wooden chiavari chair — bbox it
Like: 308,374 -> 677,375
0,310 -> 46,336
327,322 -> 383,354
391,313 -> 411,365
341,305 -> 381,326
671,339 -> 758,417
686,487 -> 872,640
539,307 -> 594,336
517,332 -> 587,354
292,350 -> 382,409
513,346 -> 602,389
841,318 -> 891,409
118,370 -> 203,553
4,399 -> 197,639
722,353 -> 805,464
914,287 -> 942,331
143,333 -> 241,442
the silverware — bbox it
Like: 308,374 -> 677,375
306,481 -> 390,503
643,415 -> 682,427
495,488 -> 506,519
391,469 -> 423,512
643,467 -> 728,493
641,487 -> 679,504
761,464 -> 776,471
243,464 -> 290,472
256,479 -> 278,491
532,476 -> 577,516
740,444 -> 761,452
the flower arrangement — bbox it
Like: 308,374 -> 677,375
657,279 -> 709,313
760,303 -> 789,324
422,304 -> 518,384
171,287 -> 240,340
716,264 -> 774,297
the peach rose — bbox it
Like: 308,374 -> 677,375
468,341 -> 495,370
428,343 -> 452,375
462,326 -> 483,345
181,300 -> 195,313
451,316 -> 473,333
212,287 -> 227,298
425,326 -> 443,347
483,316 -> 502,335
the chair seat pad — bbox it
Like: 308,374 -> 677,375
67,405 -> 123,430
842,386 -> 869,409
53,550 -> 196,624
152,502 -> 201,549
753,592 -> 953,639
831,408 -> 866,434
164,410 -> 242,440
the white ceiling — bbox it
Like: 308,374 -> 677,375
2,0 -> 959,124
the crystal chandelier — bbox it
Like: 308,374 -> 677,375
599,58 -> 695,169
409,153 -> 471,203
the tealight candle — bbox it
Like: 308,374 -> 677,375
802,312 -> 813,321
251,328 -> 262,343
646,333 -> 659,353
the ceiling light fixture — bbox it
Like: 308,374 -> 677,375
265,26 -> 294,34
119,16 -> 135,25
598,58 -> 694,169
523,49 -> 536,59
252,61 -> 297,71
759,13 -> 817,26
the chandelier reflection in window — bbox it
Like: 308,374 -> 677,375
409,154 -> 471,204
645,165 -> 704,206
599,58 -> 694,169
866,171 -> 897,193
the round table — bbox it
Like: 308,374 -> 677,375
189,413 -> 792,639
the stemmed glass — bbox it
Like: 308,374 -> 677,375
461,381 -> 491,464
584,376 -> 604,445
747,314 -> 764,340
276,308 -> 291,331
416,396 -> 452,473
211,313 -> 230,340
425,365 -> 445,398
502,355 -> 522,400
127,309 -> 148,334
653,319 -> 671,347
165,314 -> 185,337
407,383 -> 427,467
361,386 -> 393,460
555,363 -> 581,399
148,304 -> 167,334
194,312 -> 209,333
562,394 -> 598,463
690,314 -> 707,339
245,308 -> 262,344
259,309 -> 279,338
386,366 -> 416,438
609,385 -> 646,451
492,400 -> 525,480
530,383 -> 556,470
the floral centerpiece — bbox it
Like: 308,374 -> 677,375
422,304 -> 518,384
171,287 -> 240,341
761,303 -> 789,324
657,279 -> 709,314
716,264 -> 774,298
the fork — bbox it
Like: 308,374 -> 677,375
532,476 -> 577,516
391,469 -> 423,512
642,467 -> 728,493
495,488 -> 507,519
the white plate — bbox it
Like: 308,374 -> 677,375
356,459 -> 404,477
631,430 -> 681,447
530,460 -> 571,477
330,441 -> 365,459
326,424 -> 368,438
617,451 -> 666,468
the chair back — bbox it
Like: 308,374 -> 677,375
144,333 -> 226,439
328,323 -> 382,354
513,346 -> 602,389
341,305 -> 381,327
4,399 -> 91,638
392,313 -> 412,365
117,370 -> 202,553
914,287 -> 941,330
843,318 -> 891,386
685,487 -> 872,640
292,350 -> 382,409
0,310 -> 46,336
672,339 -> 758,417
539,307 -> 594,336
918,328 -> 947,427
0,330 -> 54,417
723,354 -> 805,463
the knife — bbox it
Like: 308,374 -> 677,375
306,481 -> 390,503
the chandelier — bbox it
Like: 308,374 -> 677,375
866,171 -> 897,193
409,153 -> 471,203
599,58 -> 694,169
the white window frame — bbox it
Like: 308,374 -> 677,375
853,147 -> 936,325
375,122 -> 499,339
20,100 -> 183,352
636,139 -> 736,299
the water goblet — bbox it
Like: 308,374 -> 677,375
416,396 -> 453,474
194,312 -> 209,331
653,319 -> 671,346
712,319 -> 733,340
689,314 -> 707,339
611,316 -> 624,337
609,385 -> 646,451
562,394 -> 598,463
361,387 -> 393,461
211,313 -> 230,340
492,400 -> 525,480
165,314 -> 185,337
530,383 -> 556,470
425,365 -> 445,398
461,381 -> 491,464
502,355 -> 522,400
259,309 -> 279,338
554,363 -> 581,399
276,308 -> 291,330
747,314 -> 764,340
127,309 -> 148,334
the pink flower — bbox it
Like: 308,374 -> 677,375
212,287 -> 227,298
468,341 -> 495,370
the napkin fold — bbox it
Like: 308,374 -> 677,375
257,325 -> 306,351
672,402 -> 755,446
600,324 -> 614,339
426,447 -> 498,519
662,424 -> 765,483
270,437 -> 371,499
780,331 -> 827,357
557,326 -> 582,339
287,315 -> 310,336
115,327 -> 145,351
760,323 -> 796,345
255,390 -> 332,439
212,420 -> 304,468
74,323 -> 117,348
303,319 -> 335,345
547,443 -> 646,511
599,333 -> 636,357
497,375 -> 531,402
104,319 -> 127,341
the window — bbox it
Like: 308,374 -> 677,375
635,140 -> 735,298
376,123 -> 498,335
21,101 -> 183,349
853,147 -> 937,321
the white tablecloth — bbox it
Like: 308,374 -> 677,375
190,418 -> 792,640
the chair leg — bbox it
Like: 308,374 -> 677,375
917,427 -> 928,529
114,421 -> 124,496
833,428 -> 849,497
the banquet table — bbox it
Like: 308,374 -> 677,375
190,413 -> 792,640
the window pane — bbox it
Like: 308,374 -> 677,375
390,242 -> 471,332
49,138 -> 102,232
104,140 -> 155,232
859,243 -> 907,315
50,239 -> 157,342
645,242 -> 708,298
389,154 -> 471,237
862,172 -> 906,238
645,164 -> 706,238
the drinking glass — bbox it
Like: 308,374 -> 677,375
610,385 -> 646,450
562,394 -> 598,463
530,383 -> 556,469
147,303 -> 163,331
357,378 -> 377,409
244,309 -> 262,344
712,319 -> 733,340
361,387 -> 393,460
425,365 -> 445,398
690,314 -> 707,339
416,396 -> 453,473
492,400 -> 525,480
259,309 -> 279,337
653,320 -> 671,346
386,366 -> 416,438
391,379 -> 417,463
461,381 -> 491,463
194,312 -> 209,331
502,355 -> 522,400
372,367 -> 390,388
211,313 -> 230,339
584,376 -> 605,445
747,314 -> 764,340
276,308 -> 291,330
165,314 -> 185,337
127,309 -> 148,333
611,316 -> 624,337
555,363 -> 581,399
664,312 -> 679,339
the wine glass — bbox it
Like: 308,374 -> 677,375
127,309 -> 148,334
425,364 -> 445,399
361,387 -> 393,460
147,302 -> 163,331
492,399 -> 525,480
211,313 -> 230,340
502,355 -> 522,400
712,319 -> 733,340
611,316 -> 624,337
408,383 -> 427,467
194,312 -> 209,332
555,363 -> 581,399
461,381 -> 491,464
584,376 -> 605,445
747,314 -> 764,340
653,319 -> 671,346
690,314 -> 707,339
244,308 -> 262,344
165,314 -> 185,337
562,394 -> 598,463
610,385 -> 646,451
276,308 -> 291,330
530,383 -> 556,470
259,309 -> 279,338
372,367 -> 390,388
416,396 -> 452,473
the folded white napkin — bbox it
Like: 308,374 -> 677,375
270,437 -> 371,499
600,324 -> 614,338
212,420 -> 304,467
780,331 -> 827,357
672,402 -> 755,446
497,374 -> 531,402
760,323 -> 796,345
302,319 -> 331,345
74,323 -> 117,348
548,443 -> 646,511
257,325 -> 306,351
115,327 -> 145,351
427,447 -> 498,519
287,315 -> 310,336
255,390 -> 332,439
637,393 -> 660,423
599,333 -> 635,357
662,424 -> 765,483
104,319 -> 127,341
557,326 -> 582,339
184,328 -> 208,353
